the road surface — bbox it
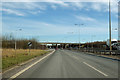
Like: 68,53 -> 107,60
3,49 -> 119,79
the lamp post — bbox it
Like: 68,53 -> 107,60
112,28 -> 118,39
91,35 -> 96,49
109,0 -> 112,51
67,32 -> 74,49
75,24 -> 84,49
14,28 -> 22,52
112,28 -> 118,31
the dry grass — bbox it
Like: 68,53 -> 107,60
0,49 -> 1,72
2,49 -> 47,58
2,49 -> 50,70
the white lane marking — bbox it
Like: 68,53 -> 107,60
8,50 -> 55,80
83,62 -> 108,77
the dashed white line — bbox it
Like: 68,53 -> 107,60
8,50 -> 55,80
83,62 -> 108,77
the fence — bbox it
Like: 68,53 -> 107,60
74,48 -> 120,55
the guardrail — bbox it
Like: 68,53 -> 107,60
73,48 -> 120,55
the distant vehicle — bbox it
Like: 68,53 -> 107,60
106,39 -> 118,50
56,48 -> 58,50
61,48 -> 63,49
73,47 -> 78,50
113,43 -> 120,50
117,43 -> 120,50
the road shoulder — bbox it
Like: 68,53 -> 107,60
2,49 -> 55,79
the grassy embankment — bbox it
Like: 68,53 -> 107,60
2,49 -> 50,70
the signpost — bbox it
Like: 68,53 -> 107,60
28,42 -> 32,54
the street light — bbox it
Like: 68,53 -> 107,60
75,24 -> 84,49
67,32 -> 74,49
14,28 -> 22,51
91,35 -> 96,49
109,0 -> 112,51
112,28 -> 118,40
112,28 -> 118,31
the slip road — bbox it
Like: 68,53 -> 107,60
4,49 -> 119,78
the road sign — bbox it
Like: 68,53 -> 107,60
28,42 -> 32,54
28,42 -> 32,47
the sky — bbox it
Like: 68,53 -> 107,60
1,0 -> 120,43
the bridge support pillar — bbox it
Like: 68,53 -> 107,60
65,44 -> 68,49
56,44 -> 58,49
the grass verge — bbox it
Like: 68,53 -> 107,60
2,49 -> 50,70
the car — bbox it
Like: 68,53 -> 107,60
113,43 -> 120,50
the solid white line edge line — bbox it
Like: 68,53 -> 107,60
83,62 -> 108,77
8,50 -> 55,80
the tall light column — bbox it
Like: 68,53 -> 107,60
75,24 -> 84,49
15,28 -> 22,51
109,0 -> 112,51
118,1 -> 120,40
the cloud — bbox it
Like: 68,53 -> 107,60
2,2 -> 47,16
1,0 -> 118,2
47,0 -> 69,8
90,0 -> 118,13
91,3 -> 102,11
1,0 -> 119,17
70,0 -> 118,13
52,1 -> 69,7
2,8 -> 24,16
2,2 -> 69,16
51,5 -> 57,9
2,2 -> 46,10
111,1 -> 118,13
28,10 -> 42,14
75,15 -> 96,21
70,2 -> 84,10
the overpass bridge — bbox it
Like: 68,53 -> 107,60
39,42 -> 83,49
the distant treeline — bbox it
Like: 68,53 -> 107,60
2,34 -> 46,49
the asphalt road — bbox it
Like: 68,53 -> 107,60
4,49 -> 119,79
